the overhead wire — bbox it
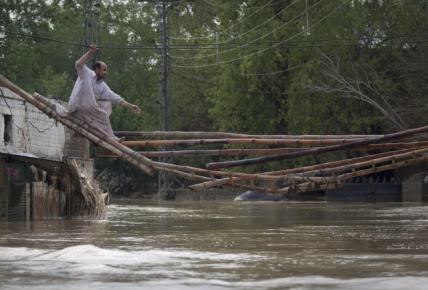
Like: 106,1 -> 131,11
170,0 -> 302,60
1,30 -> 84,48
171,0 -> 320,63
245,63 -> 309,76
171,2 -> 346,69
0,29 -> 156,50
202,0 -> 277,10
169,0 -> 276,40
2,28 -> 426,51
188,0 -> 301,46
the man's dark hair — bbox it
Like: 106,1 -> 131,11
92,61 -> 102,70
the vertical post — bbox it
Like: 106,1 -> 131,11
161,1 -> 169,132
83,0 -> 100,174
305,0 -> 310,36
25,183 -> 31,221
84,0 -> 100,63
157,1 -> 174,200
216,32 -> 220,63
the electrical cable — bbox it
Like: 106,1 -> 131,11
170,0 -> 301,60
169,0 -> 276,40
171,2 -> 346,69
2,29 -> 426,51
245,62 -> 308,76
202,0 -> 278,10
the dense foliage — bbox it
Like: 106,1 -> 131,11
1,0 -> 428,184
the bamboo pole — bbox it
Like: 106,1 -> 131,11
188,148 -> 415,191
193,151 -> 428,195
206,125 -> 428,169
95,141 -> 428,159
32,93 -> 211,181
269,147 -> 428,183
336,155 -> 428,182
115,130 -> 383,140
121,138 -> 378,147
32,93 -> 156,175
33,99 -> 213,181
298,147 -> 428,178
96,147 -> 308,158
148,146 -> 424,186
368,141 -> 428,150
277,155 -> 428,194
265,148 -> 415,176
1,76 -> 213,181
0,74 -> 157,175
188,177 -> 238,190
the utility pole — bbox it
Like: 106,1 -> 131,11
156,1 -> 174,200
83,0 -> 100,63
83,0 -> 100,173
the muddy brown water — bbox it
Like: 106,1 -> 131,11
1,199 -> 428,289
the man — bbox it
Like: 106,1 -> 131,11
62,44 -> 141,138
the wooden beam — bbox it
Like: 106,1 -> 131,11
115,130 -> 382,140
277,155 -> 428,194
121,138 -> 378,147
188,148 -> 414,191
96,147 -> 308,158
206,126 -> 428,169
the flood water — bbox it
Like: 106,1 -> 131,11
1,200 -> 428,290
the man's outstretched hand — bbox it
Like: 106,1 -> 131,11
119,100 -> 141,114
130,104 -> 142,114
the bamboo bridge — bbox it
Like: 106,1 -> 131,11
2,73 -> 428,197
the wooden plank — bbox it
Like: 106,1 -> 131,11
31,182 -> 46,220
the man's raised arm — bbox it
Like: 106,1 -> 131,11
76,44 -> 98,68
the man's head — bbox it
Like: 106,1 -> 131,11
92,61 -> 108,80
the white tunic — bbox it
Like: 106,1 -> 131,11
69,63 -> 123,116
64,63 -> 124,137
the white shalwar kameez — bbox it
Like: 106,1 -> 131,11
58,63 -> 123,137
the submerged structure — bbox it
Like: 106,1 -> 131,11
0,86 -> 105,221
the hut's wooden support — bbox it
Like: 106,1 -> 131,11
115,130 -> 383,140
206,125 -> 428,170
